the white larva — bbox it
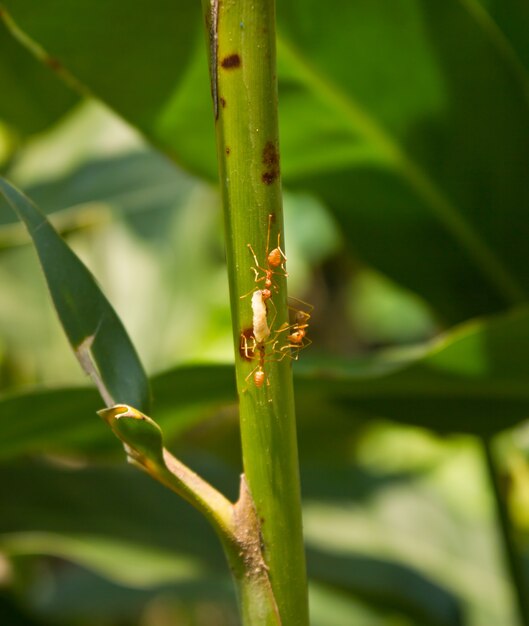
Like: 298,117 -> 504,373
251,289 -> 270,344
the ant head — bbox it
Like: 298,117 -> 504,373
296,310 -> 311,323
267,248 -> 282,268
261,288 -> 272,301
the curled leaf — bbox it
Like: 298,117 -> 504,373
98,405 -> 164,467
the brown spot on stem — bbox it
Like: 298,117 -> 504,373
261,141 -> 280,185
221,53 -> 241,69
219,96 -> 226,108
262,171 -> 278,185
225,146 -> 231,155
239,328 -> 255,361
46,56 -> 63,71
262,141 -> 279,167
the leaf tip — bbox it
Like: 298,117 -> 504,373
97,404 -> 146,423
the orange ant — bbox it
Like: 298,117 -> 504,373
240,300 -> 312,388
243,213 -> 288,303
274,299 -> 313,360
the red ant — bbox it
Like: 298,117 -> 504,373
244,213 -> 288,303
240,302 -> 312,389
274,299 -> 313,360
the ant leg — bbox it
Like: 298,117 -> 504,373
272,342 -> 300,362
245,364 -> 259,383
277,232 -> 287,262
302,336 -> 313,349
266,296 -> 279,331
247,244 -> 268,277
240,333 -> 257,359
240,279 -> 266,300
288,296 -> 314,315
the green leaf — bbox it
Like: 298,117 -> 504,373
13,563 -> 236,623
1,308 -> 529,463
275,0 -> 529,321
3,532 -> 210,589
0,462 -> 463,626
0,387 -> 111,459
3,455 -> 513,623
302,453 -> 512,625
476,0 -> 529,74
296,307 -> 529,435
0,177 -> 149,411
0,365 -> 236,461
1,1 -> 215,177
309,584 -> 396,626
307,547 -> 463,626
0,463 -> 229,579
0,18 -> 77,136
4,2 -> 529,320
98,404 -> 165,467
0,149 -> 196,232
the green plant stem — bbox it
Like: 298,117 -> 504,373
483,437 -> 529,626
99,405 -> 234,543
148,451 -> 282,624
202,0 -> 309,624
100,404 -> 281,623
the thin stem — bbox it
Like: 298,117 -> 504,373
149,451 -> 281,625
98,405 -> 235,543
483,437 -> 529,626
100,405 -> 282,623
202,0 -> 309,624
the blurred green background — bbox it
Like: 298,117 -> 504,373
1,1 -> 529,625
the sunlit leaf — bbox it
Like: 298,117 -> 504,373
307,547 -> 463,626
1,308 -> 529,464
297,307 -> 529,434
0,178 -> 149,410
0,462 -> 464,626
4,1 -> 529,320
0,1 -> 214,176
0,463 -> 228,573
0,149 -> 196,232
